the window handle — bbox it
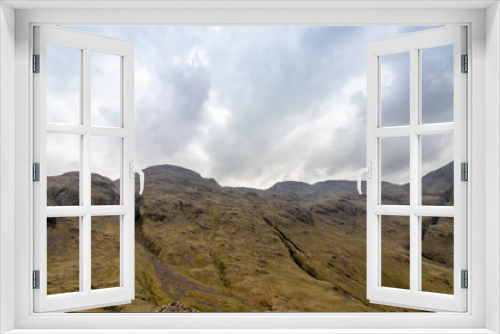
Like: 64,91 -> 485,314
129,162 -> 145,195
357,162 -> 372,195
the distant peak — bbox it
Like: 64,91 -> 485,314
423,161 -> 454,180
266,180 -> 313,193
145,164 -> 202,177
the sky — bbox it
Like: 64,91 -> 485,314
46,26 -> 454,189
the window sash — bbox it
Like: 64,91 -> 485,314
33,25 -> 136,313
366,26 -> 468,312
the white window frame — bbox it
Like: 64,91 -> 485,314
366,26 -> 468,312
33,25 -> 136,313
1,1 -> 499,333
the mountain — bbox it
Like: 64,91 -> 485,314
422,162 -> 454,205
46,162 -> 454,312
47,172 -> 120,206
227,161 -> 454,205
227,179 -> 361,198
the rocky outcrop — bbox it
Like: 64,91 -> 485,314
157,301 -> 199,312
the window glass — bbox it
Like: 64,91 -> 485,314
91,136 -> 121,205
47,44 -> 81,124
91,216 -> 121,290
47,217 -> 80,295
380,52 -> 410,127
91,52 -> 121,128
421,134 -> 454,206
381,215 -> 410,290
421,216 -> 454,294
421,45 -> 454,124
381,137 -> 410,205
47,133 -> 81,206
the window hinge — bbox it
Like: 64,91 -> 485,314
33,270 -> 40,289
461,270 -> 468,289
461,162 -> 468,181
33,54 -> 40,73
33,163 -> 40,182
461,54 -> 468,73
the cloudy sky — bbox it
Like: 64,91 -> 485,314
47,26 -> 454,189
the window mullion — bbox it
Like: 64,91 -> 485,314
82,48 -> 91,294
82,48 -> 91,207
81,214 -> 91,294
409,47 -> 420,294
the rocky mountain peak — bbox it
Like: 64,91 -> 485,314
266,181 -> 313,194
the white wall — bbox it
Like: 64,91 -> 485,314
0,2 -> 16,333
486,2 -> 500,333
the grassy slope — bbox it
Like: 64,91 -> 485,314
47,162 -> 454,312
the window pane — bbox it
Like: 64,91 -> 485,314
421,45 -> 454,124
421,216 -> 454,294
46,44 -> 81,124
381,136 -> 410,205
47,133 -> 81,206
91,136 -> 121,205
381,215 -> 410,290
91,52 -> 121,128
421,134 -> 454,206
92,216 -> 121,289
47,217 -> 80,295
380,52 -> 410,127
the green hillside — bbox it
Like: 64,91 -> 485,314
46,162 -> 454,312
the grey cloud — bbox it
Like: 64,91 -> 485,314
133,54 -> 211,166
46,44 -> 81,124
317,91 -> 368,179
57,25 -> 450,189
421,45 -> 454,124
93,106 -> 120,127
421,133 -> 454,175
46,133 -> 80,176
166,61 -> 210,121
381,136 -> 410,184
380,52 -> 411,127
91,136 -> 121,180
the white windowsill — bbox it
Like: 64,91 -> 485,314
3,329 -> 498,334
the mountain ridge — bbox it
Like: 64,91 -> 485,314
226,161 -> 454,196
47,161 -> 455,312
48,161 -> 454,200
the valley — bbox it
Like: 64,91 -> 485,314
46,162 -> 454,312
